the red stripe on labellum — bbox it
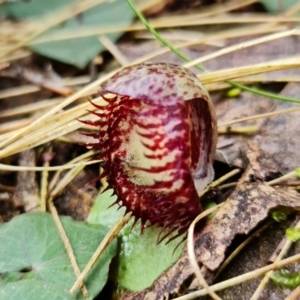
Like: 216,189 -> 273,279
86,63 -> 217,241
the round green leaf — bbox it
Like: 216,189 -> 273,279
88,190 -> 184,291
260,0 -> 300,13
3,0 -> 134,68
0,213 -> 117,300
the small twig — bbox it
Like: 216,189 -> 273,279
187,205 -> 223,300
70,212 -> 132,295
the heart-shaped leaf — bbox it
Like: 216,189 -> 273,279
3,0 -> 134,68
88,190 -> 185,291
0,213 -> 117,300
260,0 -> 299,13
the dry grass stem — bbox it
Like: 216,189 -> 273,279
0,159 -> 100,172
0,0 -> 108,61
40,154 -> 50,212
250,218 -> 300,300
134,23 -> 288,47
0,97 -> 102,157
28,15 -> 300,45
48,200 -> 89,297
0,98 -> 63,118
199,169 -> 241,198
281,2 -> 300,17
1,1 -> 300,299
267,171 -> 297,186
206,75 -> 300,91
218,106 -> 300,128
187,206 -> 223,300
174,252 -> 300,300
70,212 -> 133,295
0,118 -> 33,135
0,50 -> 31,63
0,25 -> 287,102
48,150 -> 95,192
218,182 -> 237,190
47,161 -> 85,201
218,126 -> 258,134
286,285 -> 300,300
0,79 -> 109,152
99,35 -> 129,66
0,85 -> 44,100
1,52 -> 298,159
199,56 -> 300,84
184,28 -> 299,67
45,155 -> 96,297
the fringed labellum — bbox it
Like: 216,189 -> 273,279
86,63 -> 217,241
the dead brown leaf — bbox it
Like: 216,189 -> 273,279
195,182 -> 300,271
215,91 -> 275,167
253,83 -> 300,177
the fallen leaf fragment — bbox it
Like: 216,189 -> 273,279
194,182 -> 300,271
253,83 -> 300,177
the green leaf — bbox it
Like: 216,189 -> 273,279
117,220 -> 184,291
0,213 -> 117,300
295,168 -> 300,178
286,227 -> 300,242
0,280 -> 74,300
88,189 -> 125,228
260,0 -> 300,13
203,201 -> 217,220
271,210 -> 288,222
3,0 -> 73,19
271,269 -> 300,289
88,190 -> 184,292
3,0 -> 134,68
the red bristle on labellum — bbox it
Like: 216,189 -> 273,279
85,63 -> 217,242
